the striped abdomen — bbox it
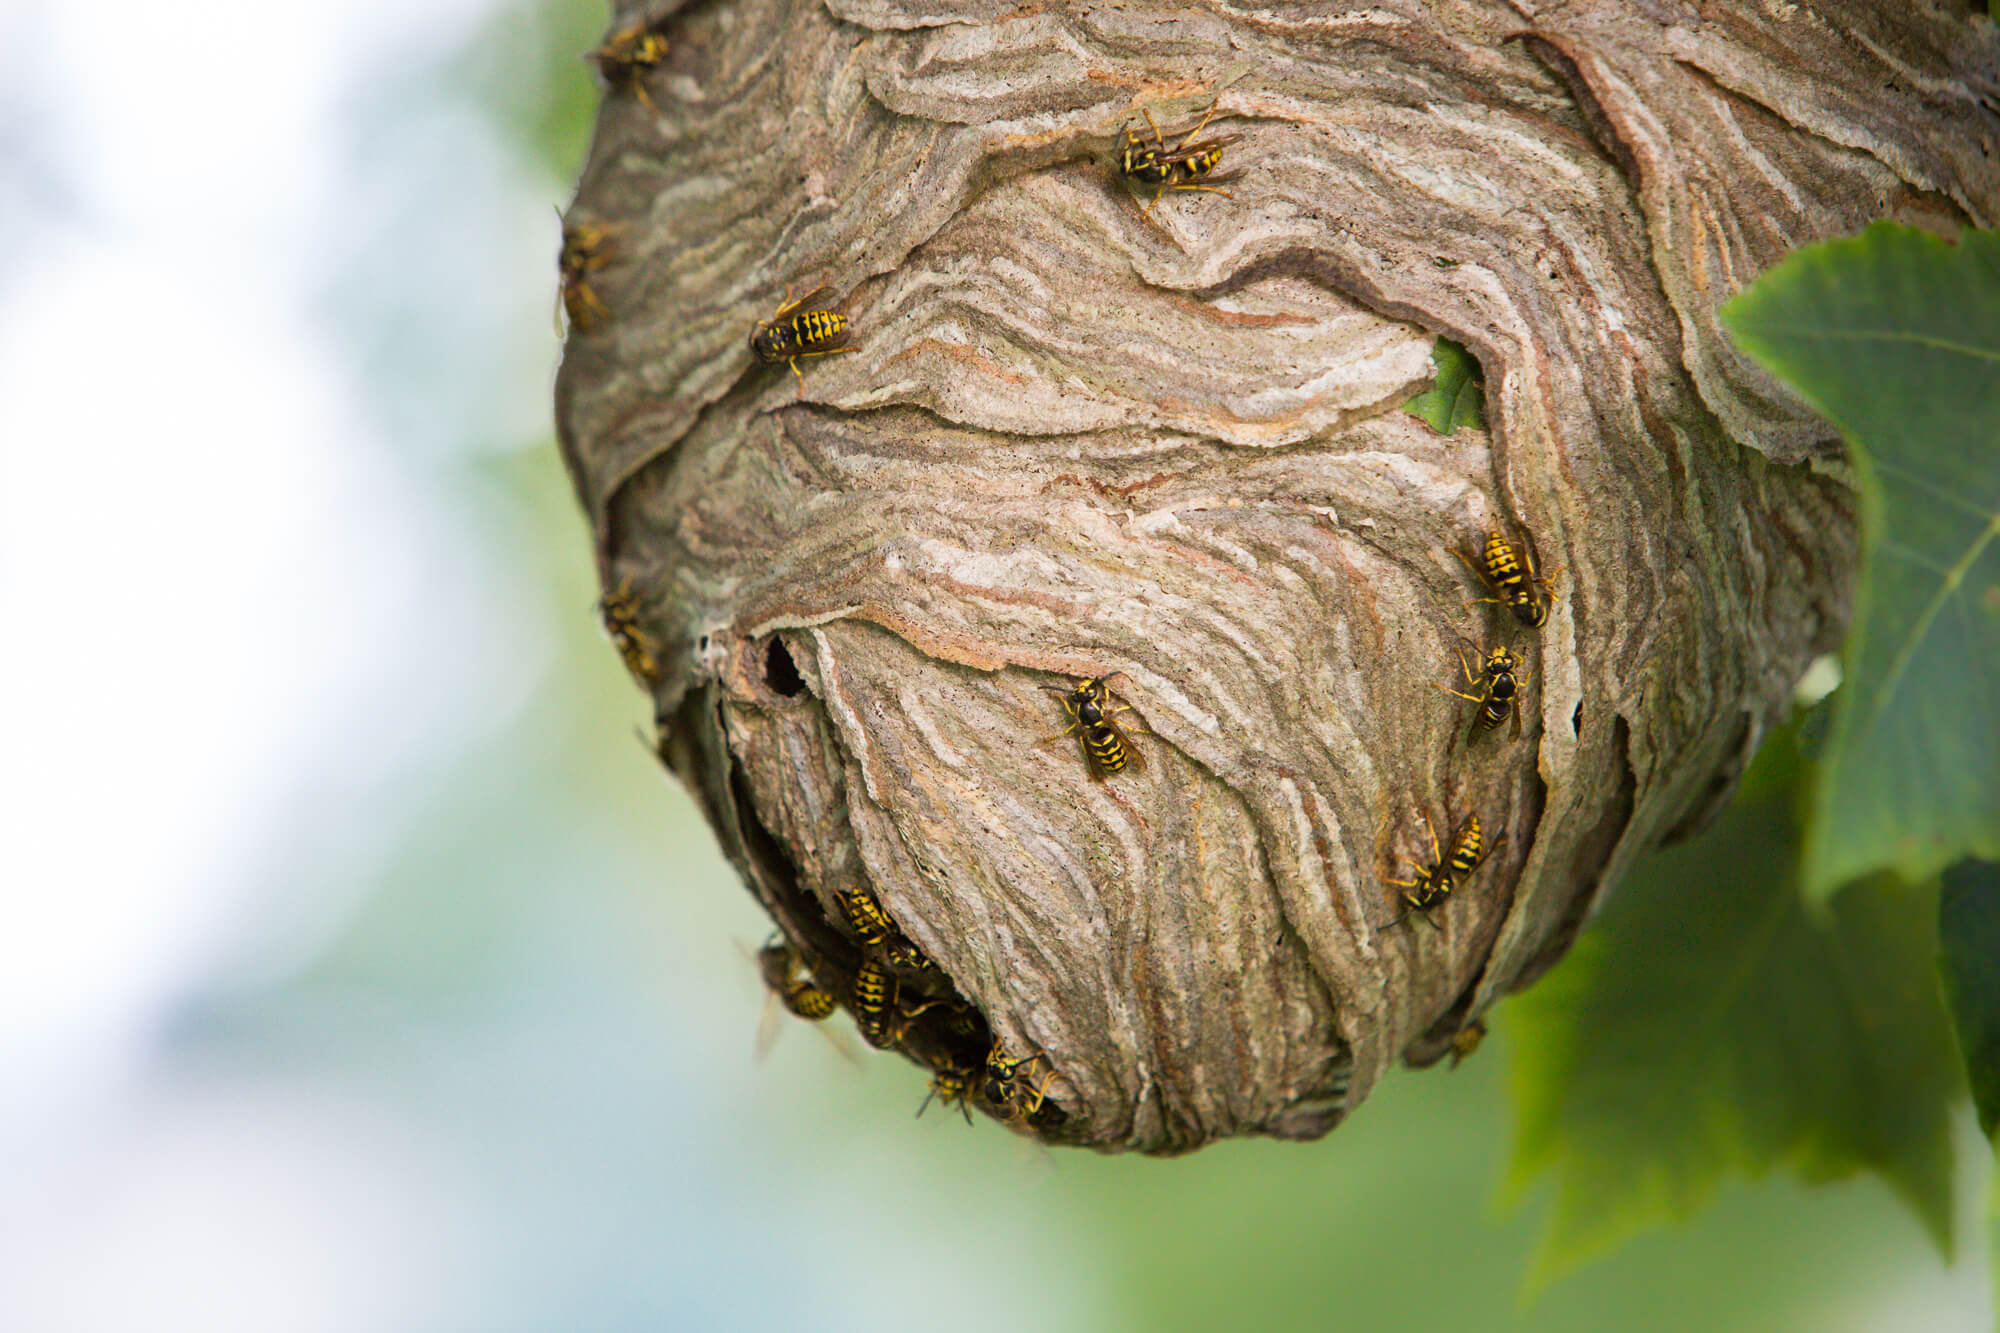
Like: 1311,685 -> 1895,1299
1082,722 -> 1129,777
1175,145 -> 1225,181
1445,815 -> 1485,881
1480,532 -> 1546,626
782,980 -> 837,1021
751,309 -> 848,362
1477,672 -> 1516,730
836,887 -> 894,949
852,961 -> 894,1046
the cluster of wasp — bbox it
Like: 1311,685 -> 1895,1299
755,890 -> 1063,1130
578,55 -> 1560,1103
1379,530 -> 1559,941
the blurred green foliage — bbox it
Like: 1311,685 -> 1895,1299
1941,860 -> 2000,1140
1723,223 -> 2000,1152
1722,224 -> 2000,905
1507,721 -> 1960,1285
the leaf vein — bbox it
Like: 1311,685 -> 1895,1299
1861,512 -> 2000,728
1743,327 -> 2000,362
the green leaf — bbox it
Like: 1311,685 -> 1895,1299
1721,223 -> 2000,904
1506,734 -> 1960,1287
1404,337 -> 1485,433
1939,858 -> 2000,1142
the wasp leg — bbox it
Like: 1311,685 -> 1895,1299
784,345 -> 850,396
1170,94 -> 1224,153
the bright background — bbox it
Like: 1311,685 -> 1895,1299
0,2 -> 1988,1328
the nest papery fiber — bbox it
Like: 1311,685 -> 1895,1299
555,0 -> 2000,1151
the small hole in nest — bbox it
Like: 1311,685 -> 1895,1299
1571,701 -> 1584,736
765,636 -> 806,697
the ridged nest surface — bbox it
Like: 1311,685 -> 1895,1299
555,0 -> 1999,1150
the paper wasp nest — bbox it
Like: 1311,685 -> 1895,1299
555,0 -> 1999,1150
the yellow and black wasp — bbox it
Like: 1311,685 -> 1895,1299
1382,809 -> 1502,930
1458,530 -> 1559,628
598,576 -> 661,684
558,221 -> 618,335
1117,93 -> 1243,220
1041,675 -> 1145,781
588,19 -> 668,112
835,887 -> 895,951
834,887 -> 933,972
1449,1019 -> 1488,1068
1435,640 -> 1530,739
746,935 -> 860,1064
755,937 -> 837,1023
981,1044 -> 1054,1118
851,959 -> 897,1048
750,284 -> 852,392
917,1063 -> 978,1123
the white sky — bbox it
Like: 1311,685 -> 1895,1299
0,0 -> 548,1324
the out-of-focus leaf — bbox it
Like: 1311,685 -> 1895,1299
1507,732 -> 1960,1287
1721,223 -> 2000,905
1939,858 -> 2000,1142
1404,337 -> 1485,433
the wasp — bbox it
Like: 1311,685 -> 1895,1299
588,19 -> 668,112
851,959 -> 897,1047
917,1063 -> 978,1123
755,937 -> 837,1022
1117,93 -> 1243,219
750,284 -> 851,391
834,888 -> 932,971
1435,641 -> 1529,738
981,1045 -> 1054,1117
1041,675 -> 1145,781
558,221 -> 617,335
1382,810 -> 1502,930
835,887 -> 895,951
1449,1019 -> 1488,1068
1458,530 -> 1559,628
597,576 -> 661,684
747,936 -> 858,1064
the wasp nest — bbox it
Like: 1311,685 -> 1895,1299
555,0 -> 1999,1151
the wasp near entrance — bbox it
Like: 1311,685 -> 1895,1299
755,937 -> 838,1023
851,959 -> 896,1047
834,887 -> 933,972
918,1063 -> 978,1123
598,576 -> 660,684
1117,93 -> 1243,220
1458,530 -> 1559,628
1435,641 -> 1529,739
588,19 -> 668,112
1449,1019 -> 1488,1068
1041,675 -> 1145,781
1382,810 -> 1502,930
750,284 -> 851,392
982,1044 -> 1054,1118
559,221 -> 618,335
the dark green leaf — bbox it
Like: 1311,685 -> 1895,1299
1721,223 -> 2000,904
1404,337 -> 1485,434
1506,735 -> 1960,1286
1939,858 -> 2000,1142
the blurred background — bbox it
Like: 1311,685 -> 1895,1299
0,2 -> 1988,1328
